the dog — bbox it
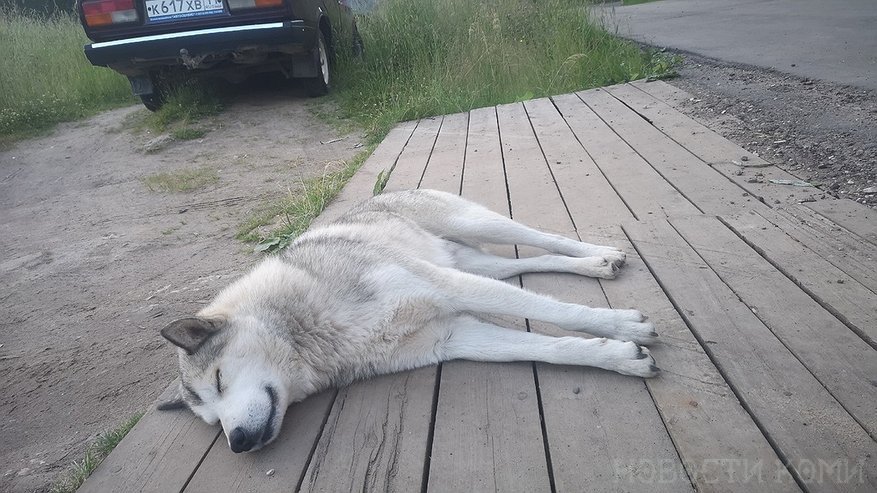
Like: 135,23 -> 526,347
158,189 -> 658,453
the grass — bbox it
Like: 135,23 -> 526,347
237,147 -> 375,253
49,412 -> 143,493
142,167 -> 220,193
171,127 -> 208,141
240,0 -> 680,250
330,0 -> 680,141
0,7 -> 134,144
146,83 -> 225,132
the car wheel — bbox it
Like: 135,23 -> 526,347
305,31 -> 330,97
139,93 -> 163,112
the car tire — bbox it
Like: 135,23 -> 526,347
305,31 -> 330,97
137,73 -> 167,111
139,93 -> 163,112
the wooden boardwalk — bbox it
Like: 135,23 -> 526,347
80,81 -> 877,492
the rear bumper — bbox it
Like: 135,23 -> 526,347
84,21 -> 315,70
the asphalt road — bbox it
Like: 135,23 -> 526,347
601,0 -> 877,90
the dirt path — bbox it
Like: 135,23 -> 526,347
0,84 -> 362,492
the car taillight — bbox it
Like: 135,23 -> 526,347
227,0 -> 284,10
82,0 -> 139,28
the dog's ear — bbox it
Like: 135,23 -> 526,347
161,317 -> 222,355
156,395 -> 187,411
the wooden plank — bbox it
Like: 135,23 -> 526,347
721,210 -> 877,347
419,112 -> 468,194
384,116 -> 443,192
300,372 -> 435,493
578,88 -> 765,216
551,92 -> 700,220
532,98 -> 798,491
459,107 -> 509,213
629,79 -> 694,107
770,204 -> 877,293
804,199 -> 877,246
607,83 -> 823,206
671,215 -> 877,438
299,117 -> 438,492
425,106 -> 550,493
625,218 -> 877,492
313,120 -> 418,226
606,83 -> 766,166
498,100 -> 692,492
600,240 -> 800,491
79,380 -> 221,493
524,97 -> 630,227
183,391 -> 336,492
428,358 -> 547,493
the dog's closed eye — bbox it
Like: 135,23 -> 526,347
215,368 -> 222,395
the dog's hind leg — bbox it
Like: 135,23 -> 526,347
433,200 -> 624,266
384,190 -> 624,264
445,241 -> 620,279
441,316 -> 658,378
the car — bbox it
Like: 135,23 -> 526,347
78,0 -> 362,110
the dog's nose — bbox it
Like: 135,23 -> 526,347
229,427 -> 256,453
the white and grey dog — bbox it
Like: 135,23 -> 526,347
159,189 -> 658,453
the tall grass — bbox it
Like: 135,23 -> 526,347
0,7 -> 133,140
333,0 -> 675,139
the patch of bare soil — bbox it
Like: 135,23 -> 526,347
0,81 -> 363,492
664,52 -> 877,207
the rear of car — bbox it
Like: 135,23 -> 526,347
79,0 -> 355,109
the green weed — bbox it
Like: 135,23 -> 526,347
142,167 -> 219,193
0,7 -> 134,142
171,127 -> 208,141
147,83 -> 224,132
237,147 -> 375,252
49,412 -> 143,493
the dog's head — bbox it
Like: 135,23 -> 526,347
158,317 -> 290,453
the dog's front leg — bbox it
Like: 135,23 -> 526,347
429,266 -> 657,345
442,316 -> 658,378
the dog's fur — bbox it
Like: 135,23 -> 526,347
159,189 -> 658,453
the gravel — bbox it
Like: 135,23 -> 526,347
659,51 -> 877,208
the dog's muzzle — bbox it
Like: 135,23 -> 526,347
227,385 -> 278,453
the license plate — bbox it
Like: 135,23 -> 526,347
145,0 -> 225,23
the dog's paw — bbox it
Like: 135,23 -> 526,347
605,340 -> 660,378
608,309 -> 658,345
573,256 -> 624,280
598,249 -> 627,269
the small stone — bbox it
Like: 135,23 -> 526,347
863,187 -> 876,194
733,169 -> 744,176
266,469 -> 275,476
837,279 -> 845,284
573,387 -> 581,394
741,156 -> 750,162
